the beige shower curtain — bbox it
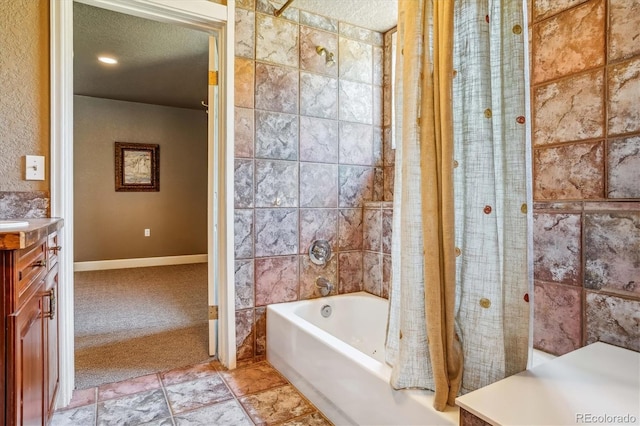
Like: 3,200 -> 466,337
385,0 -> 462,411
386,0 -> 530,411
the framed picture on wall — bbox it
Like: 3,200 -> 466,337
114,142 -> 160,192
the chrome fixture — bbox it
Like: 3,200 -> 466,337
321,304 -> 332,318
316,46 -> 335,67
316,277 -> 333,297
274,0 -> 295,17
309,239 -> 332,266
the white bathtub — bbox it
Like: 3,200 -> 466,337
266,292 -> 459,425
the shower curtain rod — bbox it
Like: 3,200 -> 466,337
274,0 -> 295,17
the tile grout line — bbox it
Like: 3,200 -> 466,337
220,363 -> 330,425
157,372 -> 177,426
163,363 -> 233,420
93,387 -> 99,426
216,369 -> 258,425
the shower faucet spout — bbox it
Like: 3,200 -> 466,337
315,277 -> 333,297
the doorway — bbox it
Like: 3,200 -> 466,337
50,0 -> 236,408
72,3 -> 211,388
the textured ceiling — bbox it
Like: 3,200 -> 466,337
73,1 -> 398,110
73,3 -> 210,110
275,0 -> 398,32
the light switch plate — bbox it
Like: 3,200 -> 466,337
25,155 -> 45,180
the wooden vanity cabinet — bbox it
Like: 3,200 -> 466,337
1,219 -> 63,426
9,277 -> 45,425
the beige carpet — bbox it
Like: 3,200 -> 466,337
74,263 -> 214,389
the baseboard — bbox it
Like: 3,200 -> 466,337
74,254 -> 208,271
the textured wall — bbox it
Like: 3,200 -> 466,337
233,0 -> 388,361
0,0 -> 50,192
74,96 -> 208,262
529,0 -> 640,355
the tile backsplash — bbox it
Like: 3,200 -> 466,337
0,191 -> 49,219
530,0 -> 640,355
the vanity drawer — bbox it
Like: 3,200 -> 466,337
15,241 -> 47,310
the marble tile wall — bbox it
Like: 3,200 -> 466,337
530,0 -> 640,355
362,201 -> 393,299
382,29 -> 396,201
233,1 -> 393,361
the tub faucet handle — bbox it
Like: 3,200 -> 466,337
316,277 -> 333,297
309,239 -> 332,266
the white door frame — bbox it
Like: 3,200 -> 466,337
49,0 -> 236,407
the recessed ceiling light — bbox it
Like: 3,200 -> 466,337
98,56 -> 118,65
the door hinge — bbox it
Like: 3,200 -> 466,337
208,305 -> 219,320
208,71 -> 218,86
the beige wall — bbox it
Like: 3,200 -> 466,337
0,2 -> 209,259
74,95 -> 208,261
0,0 -> 50,192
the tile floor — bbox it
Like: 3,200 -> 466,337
52,360 -> 333,426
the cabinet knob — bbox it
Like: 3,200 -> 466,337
50,246 -> 62,252
32,259 -> 47,268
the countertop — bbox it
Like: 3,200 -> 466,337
456,342 -> 640,425
0,218 -> 64,250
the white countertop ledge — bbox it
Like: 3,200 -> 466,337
456,342 -> 640,426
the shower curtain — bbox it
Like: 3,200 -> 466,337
385,0 -> 530,410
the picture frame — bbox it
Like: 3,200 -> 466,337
114,142 -> 160,192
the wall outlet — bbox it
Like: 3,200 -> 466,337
144,229 -> 150,237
